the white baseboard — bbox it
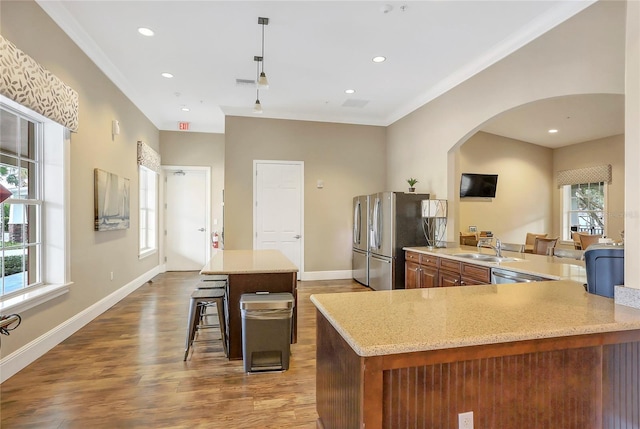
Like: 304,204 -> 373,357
300,270 -> 353,281
0,265 -> 162,383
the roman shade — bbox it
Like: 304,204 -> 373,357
0,35 -> 79,131
556,164 -> 611,188
137,141 -> 161,173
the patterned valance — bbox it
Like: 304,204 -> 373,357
0,35 -> 79,131
137,141 -> 161,174
557,164 -> 611,188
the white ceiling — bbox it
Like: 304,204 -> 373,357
36,0 -> 623,147
482,94 -> 625,148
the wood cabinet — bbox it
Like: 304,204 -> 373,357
420,265 -> 438,288
439,258 -> 462,287
405,251 -> 438,289
460,262 -> 491,285
404,260 -> 420,289
405,251 -> 491,288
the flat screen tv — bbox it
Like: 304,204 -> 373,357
459,173 -> 498,198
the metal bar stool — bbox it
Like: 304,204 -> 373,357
184,288 -> 227,360
199,274 -> 228,285
196,276 -> 227,326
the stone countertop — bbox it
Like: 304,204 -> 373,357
311,281 -> 640,357
404,245 -> 587,284
200,249 -> 298,275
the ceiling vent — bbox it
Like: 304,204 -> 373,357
342,99 -> 369,108
236,78 -> 256,86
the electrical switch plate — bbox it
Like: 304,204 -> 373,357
458,411 -> 473,429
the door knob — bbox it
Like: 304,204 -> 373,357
198,228 -> 205,232
294,235 -> 301,239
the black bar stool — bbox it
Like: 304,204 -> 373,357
184,288 -> 227,360
196,276 -> 227,326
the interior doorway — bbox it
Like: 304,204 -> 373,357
253,160 -> 304,279
163,166 -> 211,271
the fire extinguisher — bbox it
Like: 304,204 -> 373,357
212,231 -> 219,248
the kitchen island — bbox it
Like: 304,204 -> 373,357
201,249 -> 298,360
312,280 -> 640,428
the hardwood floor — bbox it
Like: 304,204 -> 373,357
1,272 -> 369,428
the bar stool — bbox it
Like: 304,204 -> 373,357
199,274 -> 228,285
196,276 -> 227,326
184,288 -> 227,360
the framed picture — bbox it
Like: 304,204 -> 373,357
94,168 -> 130,231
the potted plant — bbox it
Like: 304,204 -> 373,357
407,177 -> 418,193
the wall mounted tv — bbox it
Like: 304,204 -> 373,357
459,173 -> 498,198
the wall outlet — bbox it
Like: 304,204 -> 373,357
458,411 -> 473,429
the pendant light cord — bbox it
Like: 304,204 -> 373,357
261,23 -> 265,74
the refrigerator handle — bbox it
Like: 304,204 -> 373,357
353,200 -> 360,245
370,254 -> 391,264
370,198 -> 377,250
374,197 -> 382,250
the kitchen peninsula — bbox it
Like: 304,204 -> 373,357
200,249 -> 298,360
312,248 -> 640,429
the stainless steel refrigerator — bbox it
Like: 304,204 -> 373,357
352,195 -> 369,286
368,192 -> 429,290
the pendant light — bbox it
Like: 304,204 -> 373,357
253,57 -> 263,113
253,90 -> 262,113
257,17 -> 269,89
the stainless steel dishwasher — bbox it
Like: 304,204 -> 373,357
491,268 -> 549,284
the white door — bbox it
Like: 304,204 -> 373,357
254,161 -> 303,277
164,167 -> 210,270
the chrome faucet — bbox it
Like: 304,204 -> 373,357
491,238 -> 503,257
477,237 -> 502,257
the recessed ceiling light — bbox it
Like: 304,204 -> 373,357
345,89 -> 355,94
548,129 -> 558,134
161,72 -> 174,79
138,27 -> 154,37
372,56 -> 386,63
181,106 -> 190,112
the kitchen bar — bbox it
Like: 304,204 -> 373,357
200,249 -> 298,360
312,281 -> 640,428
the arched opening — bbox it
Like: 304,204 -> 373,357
447,93 -> 624,247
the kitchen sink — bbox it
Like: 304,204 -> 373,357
452,253 -> 521,263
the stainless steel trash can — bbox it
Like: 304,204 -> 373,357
240,292 -> 294,373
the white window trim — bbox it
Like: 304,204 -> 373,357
138,165 -> 158,259
0,95 -> 71,314
560,182 -> 608,244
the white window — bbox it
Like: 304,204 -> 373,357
561,181 -> 606,241
0,109 -> 41,295
139,165 -> 157,258
0,96 -> 69,308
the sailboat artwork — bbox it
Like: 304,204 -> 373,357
94,168 -> 130,231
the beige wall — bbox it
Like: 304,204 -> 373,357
553,134 -> 625,241
458,132 -> 553,243
159,131 -> 225,232
387,1 -> 626,242
624,0 -> 640,292
224,116 -> 386,273
1,1 -> 160,357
